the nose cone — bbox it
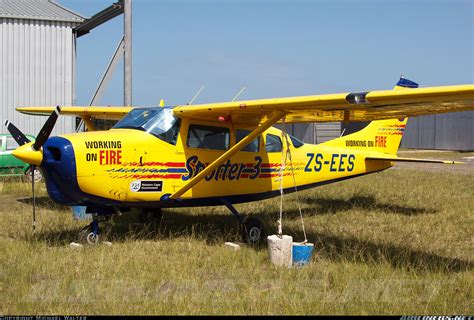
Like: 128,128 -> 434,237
12,142 -> 43,166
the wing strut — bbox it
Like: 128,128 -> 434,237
168,111 -> 286,200
82,116 -> 96,131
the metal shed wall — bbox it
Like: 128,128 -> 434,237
274,122 -> 343,145
401,111 -> 473,151
314,122 -> 341,144
0,17 -> 77,136
293,123 -> 314,143
274,123 -> 315,144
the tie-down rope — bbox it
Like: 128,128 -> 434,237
278,119 -> 308,243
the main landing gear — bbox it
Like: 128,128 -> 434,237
221,199 -> 264,246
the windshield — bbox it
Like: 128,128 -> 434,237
113,107 -> 181,145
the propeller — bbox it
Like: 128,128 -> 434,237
4,106 -> 62,232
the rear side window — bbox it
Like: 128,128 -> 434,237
289,134 -> 304,148
265,134 -> 282,153
6,137 -> 18,151
236,129 -> 260,152
0,138 -> 3,150
187,124 -> 230,150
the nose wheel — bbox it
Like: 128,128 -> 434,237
86,231 -> 99,244
78,213 -> 109,245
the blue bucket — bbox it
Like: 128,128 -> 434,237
292,242 -> 314,266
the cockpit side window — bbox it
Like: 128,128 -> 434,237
289,134 -> 304,148
236,129 -> 260,152
187,124 -> 229,150
265,134 -> 282,153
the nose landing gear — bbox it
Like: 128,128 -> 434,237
85,214 -> 100,244
78,214 -> 106,244
78,207 -> 116,245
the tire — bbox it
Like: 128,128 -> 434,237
26,166 -> 42,183
242,217 -> 264,245
86,232 -> 99,245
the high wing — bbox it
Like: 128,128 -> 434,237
16,84 -> 474,126
173,84 -> 474,125
16,106 -> 133,120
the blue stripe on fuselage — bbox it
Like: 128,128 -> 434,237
52,169 -> 386,211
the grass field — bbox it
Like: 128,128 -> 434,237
0,152 -> 473,315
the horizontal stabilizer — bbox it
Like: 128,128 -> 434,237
365,156 -> 464,164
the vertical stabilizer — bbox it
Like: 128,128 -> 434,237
320,118 -> 408,155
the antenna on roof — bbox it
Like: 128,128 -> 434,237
231,86 -> 246,102
188,85 -> 205,105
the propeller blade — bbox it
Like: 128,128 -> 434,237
4,120 -> 31,146
32,106 -> 61,151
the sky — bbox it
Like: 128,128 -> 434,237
59,0 -> 473,107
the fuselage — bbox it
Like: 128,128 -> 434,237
38,107 -> 392,208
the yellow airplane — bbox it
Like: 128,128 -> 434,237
5,77 -> 474,244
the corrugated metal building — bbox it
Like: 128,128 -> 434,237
275,123 -> 341,145
0,0 -> 84,136
400,111 -> 473,151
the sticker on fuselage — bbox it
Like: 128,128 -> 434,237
130,180 -> 163,192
